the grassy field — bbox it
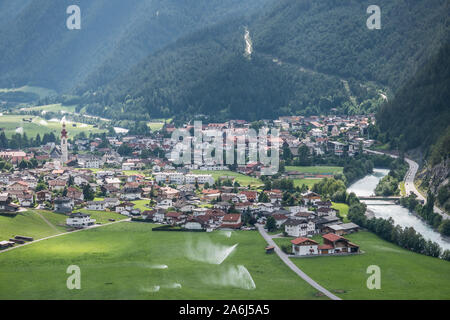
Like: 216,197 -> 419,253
277,231 -> 450,300
285,166 -> 343,190
192,170 -> 263,187
331,202 -> 349,222
73,210 -> 128,224
0,210 -> 65,241
399,181 -> 406,196
0,114 -> 105,138
131,200 -> 152,211
285,166 -> 343,175
20,103 -> 76,113
148,122 -> 165,132
0,209 -> 128,242
0,86 -> 56,99
0,223 -> 327,300
293,178 -> 322,189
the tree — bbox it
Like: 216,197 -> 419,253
18,160 -> 28,170
117,143 -> 133,156
266,216 -> 277,232
297,144 -> 310,166
438,220 -> 450,237
258,191 -> 270,203
82,184 -> 95,201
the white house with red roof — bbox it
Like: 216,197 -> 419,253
291,237 -> 319,256
220,213 -> 242,229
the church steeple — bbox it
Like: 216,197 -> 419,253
61,121 -> 68,163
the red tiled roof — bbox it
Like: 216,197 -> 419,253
219,222 -> 242,229
323,233 -> 346,242
318,244 -> 334,250
291,237 -> 318,245
222,214 -> 241,223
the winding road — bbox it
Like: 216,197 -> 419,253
364,149 -> 449,220
256,224 -> 341,300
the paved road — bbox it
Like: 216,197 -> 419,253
256,224 -> 341,300
0,218 -> 130,254
364,149 -> 449,220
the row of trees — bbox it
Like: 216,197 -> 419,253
0,131 -> 57,149
400,192 -> 450,237
348,197 -> 450,261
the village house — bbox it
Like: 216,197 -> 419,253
220,213 -> 242,229
318,233 -> 360,254
48,179 -> 66,191
54,197 -> 74,214
0,193 -> 19,212
86,201 -> 106,211
183,217 -> 206,230
322,222 -> 360,236
283,218 -> 316,237
120,187 -> 142,201
66,213 -> 96,228
17,193 -> 33,207
36,190 -> 52,203
7,181 -> 29,193
66,187 -> 84,203
104,198 -> 120,208
115,202 -> 135,215
291,237 -> 319,256
303,192 -> 322,205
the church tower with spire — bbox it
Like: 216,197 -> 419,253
61,122 -> 68,163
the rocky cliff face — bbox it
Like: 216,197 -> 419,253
417,159 -> 449,212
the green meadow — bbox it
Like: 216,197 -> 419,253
285,166 -> 343,175
0,209 -> 128,241
0,222 -> 326,300
20,103 -> 77,113
293,178 -> 322,189
0,114 -> 106,138
275,231 -> 450,300
331,202 -> 349,222
0,86 -> 56,99
285,166 -> 343,190
0,210 -> 64,241
192,170 -> 263,187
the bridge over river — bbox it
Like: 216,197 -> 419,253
358,196 -> 401,201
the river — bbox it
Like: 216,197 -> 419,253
347,168 -> 450,250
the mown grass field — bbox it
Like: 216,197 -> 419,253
285,166 -> 343,175
285,166 -> 343,190
0,86 -> 56,99
0,114 -> 105,138
276,231 -> 450,300
0,209 -> 128,242
192,170 -> 263,187
331,202 -> 349,222
72,210 -> 129,224
20,103 -> 76,113
293,178 -> 322,189
0,223 -> 326,300
0,210 -> 65,241
147,122 -> 165,131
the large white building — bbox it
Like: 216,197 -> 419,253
154,172 -> 214,185
185,174 -> 214,185
284,218 -> 316,237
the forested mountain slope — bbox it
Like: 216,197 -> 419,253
376,43 -> 450,151
82,0 -> 450,121
0,0 -> 269,91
